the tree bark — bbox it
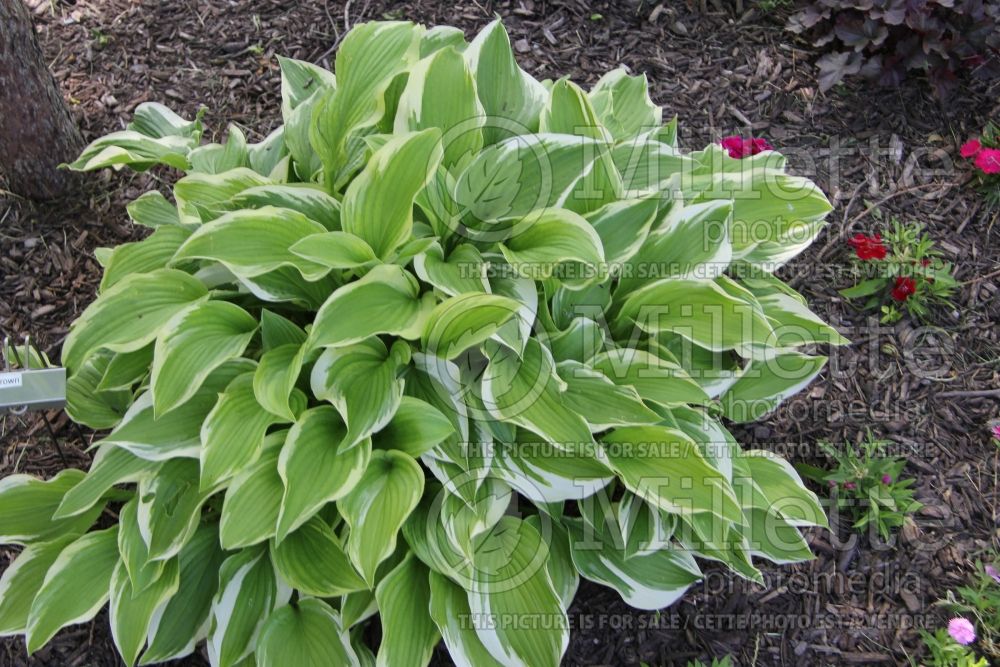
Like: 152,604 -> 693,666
0,0 -> 82,201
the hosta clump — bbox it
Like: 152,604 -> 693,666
0,19 -> 846,667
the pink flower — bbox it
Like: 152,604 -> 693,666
960,139 -> 982,158
992,424 -> 1000,440
975,148 -> 1000,175
948,617 -> 976,645
828,480 -> 837,488
985,564 -> 1000,584
881,474 -> 892,484
843,481 -> 857,490
720,135 -> 773,159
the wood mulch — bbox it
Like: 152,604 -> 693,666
1,1 -> 998,665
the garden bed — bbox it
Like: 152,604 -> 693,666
1,0 -> 998,665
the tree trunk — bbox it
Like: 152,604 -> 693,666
0,0 -> 82,201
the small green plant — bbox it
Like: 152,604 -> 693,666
798,434 -> 921,540
920,557 -> 1000,666
0,19 -> 841,667
920,627 -> 988,667
840,218 -> 958,324
687,657 -> 734,667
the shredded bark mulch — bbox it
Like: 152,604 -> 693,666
1,1 -> 998,665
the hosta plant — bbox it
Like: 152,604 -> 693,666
0,19 -> 846,667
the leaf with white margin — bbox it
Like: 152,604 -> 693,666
220,435 -> 286,550
413,242 -> 490,297
310,338 -> 410,450
488,271 -> 538,355
670,405 -> 738,481
422,293 -> 520,359
231,183 -> 342,232
614,277 -> 774,353
493,432 -> 613,504
201,373 -> 303,491
468,516 -> 568,667
374,554 -> 440,667
588,68 -> 662,143
497,207 -> 605,289
464,20 -> 547,145
127,191 -> 180,229
612,138 -> 693,197
137,458 -> 215,561
617,199 -> 733,295
97,346 -> 154,391
55,447 -> 152,519
188,124 -> 250,175
253,343 -> 310,422
395,45 -> 485,169
675,512 -> 761,583
555,360 -> 661,431
109,557 -> 180,667
718,352 -> 827,423
0,470 -> 103,545
117,500 -> 166,595
440,477 -> 512,562
341,128 -> 442,259
66,350 -> 132,429
735,507 -> 814,565
754,291 -> 850,347
583,196 -> 659,266
289,231 -> 378,270
548,318 -> 606,364
601,425 -> 742,522
482,338 -> 594,450
260,309 -> 306,351
590,348 -> 709,407
140,524 -> 226,665
309,265 -> 435,348
172,206 -> 329,280
270,516 -> 367,596
276,406 -> 372,540
207,547 -> 290,667
734,451 -> 827,527
62,269 -> 208,373
428,570 -> 504,667
173,167 -> 271,225
256,598 -> 359,667
566,517 -> 701,610
67,131 -> 195,172
340,450 -> 425,587
151,300 -> 257,416
0,535 -> 75,636
277,56 -> 336,120
371,396 -> 455,458
526,517 -> 578,610
25,527 -> 120,653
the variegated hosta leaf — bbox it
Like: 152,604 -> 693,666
371,396 -> 455,458
256,598 -> 360,667
231,183 -> 342,231
99,225 -> 192,291
172,167 -> 271,225
340,450 -> 426,586
109,557 -> 180,667
277,56 -> 337,120
718,352 -> 828,423
0,536 -> 75,636
588,68 -> 662,143
270,516 -> 367,597
428,570 -> 504,667
413,242 -> 490,296
126,190 -> 179,228
583,196 -> 659,266
374,554 -> 440,667
422,293 -> 520,359
220,435 -> 286,550
0,470 -> 103,545
497,207 -> 606,289
137,459 -> 213,561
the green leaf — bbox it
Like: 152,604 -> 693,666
290,231 -> 378,269
735,451 -> 827,527
371,396 -> 455,458
231,184 -> 342,231
117,499 -> 167,595
601,425 -> 742,522
0,470 -> 103,545
498,207 -> 605,288
590,349 -> 709,407
340,450 -> 425,586
755,291 -> 849,346
839,278 -> 884,299
55,446 -> 152,519
413,243 -> 490,296
66,351 -> 132,429
482,338 -> 594,449
612,138 -> 693,196
137,459 -> 213,561
202,373 -> 299,490
220,439 -> 285,550
173,167 -> 271,225
428,570 -> 504,667
188,125 -> 250,174
109,557 -> 180,667
583,196 -> 659,265
128,102 -> 202,140
615,277 -> 774,353
422,293 -> 520,359
140,524 -> 227,664
309,265 -> 434,348
270,516 -> 367,596
26,527 -> 120,654
260,310 -> 306,350
395,46 -> 484,169
719,353 -> 828,423
375,554 -> 440,667
0,536 -> 75,636
99,225 -> 192,291
736,506 -> 814,564
465,20 -> 547,145
173,206 -> 329,280
253,343 -> 310,422
152,301 -> 257,416
468,517 -> 568,667
62,269 -> 208,373
256,598 -> 359,667
207,547 -> 288,667
67,131 -> 194,172
588,68 -> 661,142
341,128 -> 443,259
97,346 -> 154,391
127,191 -> 180,229
555,360 -> 661,431
276,406 -> 373,540
310,21 -> 423,191
278,56 -> 337,119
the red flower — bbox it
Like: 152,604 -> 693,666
960,139 -> 982,158
891,276 -> 916,301
975,148 -> 1000,175
847,233 -> 887,260
720,135 -> 773,159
